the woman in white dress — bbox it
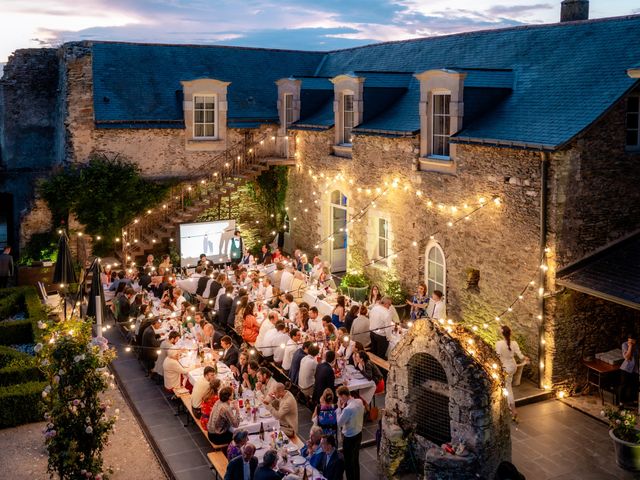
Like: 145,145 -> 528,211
495,325 -> 528,420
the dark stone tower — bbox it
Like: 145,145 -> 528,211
561,0 -> 589,22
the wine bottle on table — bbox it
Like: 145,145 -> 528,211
302,467 -> 309,480
259,422 -> 265,441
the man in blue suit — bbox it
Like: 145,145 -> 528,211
319,435 -> 345,480
253,449 -> 283,480
224,443 -> 258,480
313,350 -> 336,404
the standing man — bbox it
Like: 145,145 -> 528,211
620,334 -> 639,406
229,230 -> 244,266
313,350 -> 336,404
336,385 -> 365,480
368,297 -> 394,359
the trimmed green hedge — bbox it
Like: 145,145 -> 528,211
0,381 -> 46,428
0,346 -> 43,387
0,286 -> 46,345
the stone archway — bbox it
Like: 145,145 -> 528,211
381,318 -> 511,479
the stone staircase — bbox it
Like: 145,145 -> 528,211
119,131 -> 293,263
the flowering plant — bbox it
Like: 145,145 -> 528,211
602,405 -> 640,443
36,316 -> 117,479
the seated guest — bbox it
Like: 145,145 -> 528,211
268,287 -> 283,310
298,254 -> 312,274
202,322 -> 223,349
300,426 -> 324,468
319,435 -> 345,480
141,318 -> 162,375
273,262 -> 285,290
258,245 -> 273,265
198,253 -> 211,268
299,344 -> 320,398
158,254 -> 172,275
344,305 -> 359,333
199,378 -> 222,430
281,294 -> 299,323
172,287 -> 186,311
224,443 -> 258,480
318,266 -> 337,291
256,311 -> 278,357
115,287 -> 135,323
256,367 -> 278,397
227,429 -> 249,461
353,351 -> 385,397
240,247 -> 255,267
138,267 -> 153,291
336,327 -> 356,362
230,350 -> 249,381
109,270 -> 132,291
272,247 -> 283,262
313,350 -> 336,404
191,365 -> 217,417
216,335 -> 239,368
242,361 -> 259,390
154,331 -> 180,378
254,449 -> 280,480
228,288 -> 247,331
290,271 -> 307,303
101,264 -> 112,286
235,295 -> 250,335
143,254 -> 155,271
162,347 -> 192,392
196,267 -> 213,296
331,296 -> 346,329
289,341 -> 310,385
263,383 -> 298,438
307,307 -> 323,333
271,322 -> 291,365
280,267 -> 294,294
207,386 -> 241,445
208,273 -> 226,301
350,306 -> 371,349
282,329 -> 302,373
241,302 -> 260,344
214,278 -> 230,310
261,277 -> 274,304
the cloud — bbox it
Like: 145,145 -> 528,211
488,3 -> 554,16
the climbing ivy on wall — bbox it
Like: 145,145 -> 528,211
39,155 -> 169,257
246,166 -> 288,229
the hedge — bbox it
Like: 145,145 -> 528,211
0,345 -> 43,387
0,286 -> 46,346
0,381 -> 47,428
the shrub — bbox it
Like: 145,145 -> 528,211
0,286 -> 46,345
603,405 -> 640,443
38,316 -> 117,479
0,345 -> 43,387
0,381 -> 47,428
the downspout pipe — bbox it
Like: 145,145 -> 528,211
538,151 -> 550,389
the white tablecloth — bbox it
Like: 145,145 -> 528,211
335,365 -> 377,404
176,277 -> 199,295
302,290 -> 335,317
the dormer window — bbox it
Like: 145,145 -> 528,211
342,93 -> 355,145
181,78 -> 230,151
415,69 -> 465,174
432,93 -> 451,157
193,95 -> 217,138
284,93 -> 294,130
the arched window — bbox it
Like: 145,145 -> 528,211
330,190 -> 347,207
408,353 -> 451,445
425,241 -> 446,295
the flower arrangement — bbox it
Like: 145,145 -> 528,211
36,316 -> 117,479
602,405 -> 640,443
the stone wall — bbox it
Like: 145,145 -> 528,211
286,130 -> 544,371
381,318 -> 510,479
544,88 -> 640,386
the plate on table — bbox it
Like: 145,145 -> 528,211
286,444 -> 298,454
259,411 -> 272,418
291,456 -> 306,466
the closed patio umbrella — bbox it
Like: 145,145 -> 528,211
52,231 -> 77,319
85,258 -> 106,324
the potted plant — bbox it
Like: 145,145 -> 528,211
384,276 -> 409,320
603,405 -> 640,471
340,271 -> 369,302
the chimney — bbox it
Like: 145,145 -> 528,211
561,0 -> 589,22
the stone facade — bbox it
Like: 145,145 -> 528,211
381,318 -> 510,479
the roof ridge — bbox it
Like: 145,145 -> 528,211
321,13 -> 640,54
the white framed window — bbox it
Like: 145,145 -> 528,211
378,218 -> 389,259
193,94 -> 217,139
627,95 -> 640,150
425,241 -> 446,295
284,93 -> 294,130
431,93 -> 451,158
343,93 -> 354,145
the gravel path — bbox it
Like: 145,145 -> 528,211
0,384 -> 167,480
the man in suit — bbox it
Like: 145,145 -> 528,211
313,350 -> 336,404
224,443 -> 258,480
216,335 -> 239,369
319,435 -> 345,480
196,267 -> 213,296
141,318 -> 162,375
263,383 -> 298,438
227,288 -> 247,330
216,284 -> 234,328
115,287 -> 135,323
253,449 -> 281,480
0,246 -> 14,289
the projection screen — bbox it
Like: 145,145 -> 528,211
179,220 -> 236,267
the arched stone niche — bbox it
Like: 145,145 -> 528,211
381,318 -> 511,480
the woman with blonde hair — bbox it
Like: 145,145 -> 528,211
312,388 -> 338,439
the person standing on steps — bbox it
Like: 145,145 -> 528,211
495,325 -> 528,421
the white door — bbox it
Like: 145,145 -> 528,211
330,190 -> 348,272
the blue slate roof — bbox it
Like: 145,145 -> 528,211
92,42 -> 324,127
91,15 -> 640,148
557,231 -> 640,310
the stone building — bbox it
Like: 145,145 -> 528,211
2,3 -> 640,477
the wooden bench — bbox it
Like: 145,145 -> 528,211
207,451 -> 229,480
368,352 -> 390,371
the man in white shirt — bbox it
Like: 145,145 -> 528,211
153,331 -> 180,377
260,319 -> 283,360
426,289 -> 446,321
336,385 -> 365,480
282,293 -> 299,322
256,311 -> 278,353
280,267 -> 295,293
162,347 -> 192,392
298,344 -> 320,397
272,322 -> 291,365
307,306 -> 324,333
282,328 -> 302,372
368,297 -> 395,359
191,365 -> 216,417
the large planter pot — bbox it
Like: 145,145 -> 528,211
342,286 -> 369,303
610,429 -> 640,471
